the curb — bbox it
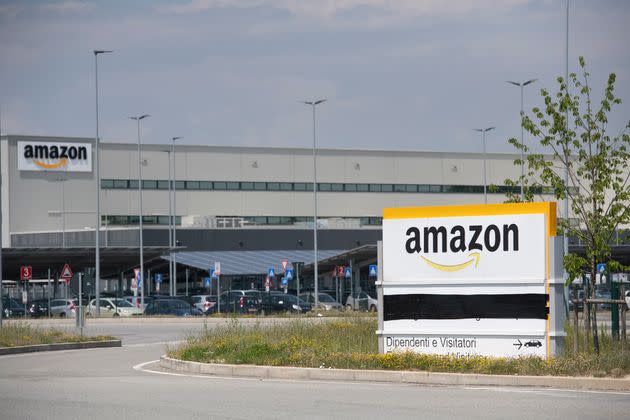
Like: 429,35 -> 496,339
159,356 -> 630,392
0,340 -> 122,355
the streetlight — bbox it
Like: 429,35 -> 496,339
171,136 -> 182,296
94,49 -> 112,317
130,114 -> 150,307
507,79 -> 537,201
302,99 -> 326,309
473,127 -> 495,204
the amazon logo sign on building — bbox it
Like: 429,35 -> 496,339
18,141 -> 92,172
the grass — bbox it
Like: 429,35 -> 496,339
0,322 -> 116,348
169,318 -> 630,378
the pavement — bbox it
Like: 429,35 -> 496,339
1,318 -> 629,419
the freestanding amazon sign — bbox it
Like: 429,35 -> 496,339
376,202 -> 565,358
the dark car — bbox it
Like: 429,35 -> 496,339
2,297 -> 26,318
27,299 -> 50,318
595,290 -> 612,311
143,298 -> 202,317
260,293 -> 311,314
524,340 -> 543,348
210,291 -> 260,314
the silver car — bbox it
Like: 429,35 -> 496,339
191,295 -> 216,314
299,292 -> 343,311
345,291 -> 378,312
49,298 -> 76,318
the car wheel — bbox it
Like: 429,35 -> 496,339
369,305 -> 377,313
345,304 -> 352,311
113,312 -> 120,317
59,312 -> 66,318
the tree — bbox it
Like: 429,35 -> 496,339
504,57 -> 630,354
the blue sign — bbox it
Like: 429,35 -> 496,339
285,268 -> 294,280
268,267 -> 276,278
597,263 -> 606,273
210,268 -> 219,279
204,277 -> 211,287
137,273 -> 142,289
281,277 -> 288,286
344,267 -> 352,279
154,273 -> 163,283
369,265 -> 377,277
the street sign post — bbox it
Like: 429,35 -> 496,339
282,259 -> 289,271
344,267 -> 352,279
214,261 -> 221,276
60,263 -> 73,285
20,266 -> 32,281
369,265 -> 377,278
268,267 -> 276,278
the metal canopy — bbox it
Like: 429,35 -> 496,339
162,249 -> 347,276
1,247 -> 170,280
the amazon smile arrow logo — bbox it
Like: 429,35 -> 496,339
421,252 -> 480,272
33,159 -> 68,169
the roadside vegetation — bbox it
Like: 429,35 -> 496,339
170,318 -> 630,378
0,323 -> 115,347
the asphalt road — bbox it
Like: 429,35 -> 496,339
1,318 -> 629,419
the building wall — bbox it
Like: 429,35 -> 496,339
4,135 -> 551,246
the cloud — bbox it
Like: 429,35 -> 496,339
40,1 -> 95,14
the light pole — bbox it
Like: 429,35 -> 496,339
507,79 -> 536,201
130,114 -> 150,306
164,149 -> 172,296
93,49 -> 112,317
473,127 -> 495,204
302,99 -> 326,309
171,136 -> 181,296
564,0 -> 570,284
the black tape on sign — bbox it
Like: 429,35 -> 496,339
383,293 -> 549,321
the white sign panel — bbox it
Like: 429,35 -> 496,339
18,141 -> 92,172
379,202 -> 557,359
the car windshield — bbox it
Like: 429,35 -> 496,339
112,299 -> 134,307
318,293 -> 336,302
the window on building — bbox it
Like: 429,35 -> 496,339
319,183 -> 331,191
344,183 -> 357,192
186,181 -> 200,190
227,182 -> 239,190
241,182 -> 254,190
268,182 -> 280,191
280,183 -> 293,191
254,182 -> 266,190
214,181 -> 227,190
199,181 -> 212,190
381,184 -> 393,192
113,179 -> 128,189
331,183 -> 344,192
175,181 -> 185,190
101,179 -> 114,189
157,180 -> 169,190
143,180 -> 157,189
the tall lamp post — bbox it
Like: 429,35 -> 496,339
130,114 -> 150,306
93,49 -> 112,317
0,105 -> 4,327
171,136 -> 181,296
302,99 -> 326,309
507,79 -> 537,201
473,127 -> 495,204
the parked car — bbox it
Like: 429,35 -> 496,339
211,291 -> 260,314
87,298 -> 144,317
2,297 -> 26,318
626,291 -> 630,310
143,298 -> 202,316
568,289 -> 584,312
299,292 -> 343,311
191,295 -> 216,314
49,298 -> 76,318
596,290 -> 612,311
345,291 -> 378,312
27,299 -> 50,318
260,293 -> 311,314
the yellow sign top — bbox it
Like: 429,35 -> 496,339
383,202 -> 557,237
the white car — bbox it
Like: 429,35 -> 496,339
87,298 -> 144,317
626,291 -> 630,309
50,299 -> 76,318
345,291 -> 378,312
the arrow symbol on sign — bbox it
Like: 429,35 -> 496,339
513,339 -> 523,350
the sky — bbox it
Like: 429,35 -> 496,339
1,0 -> 629,153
